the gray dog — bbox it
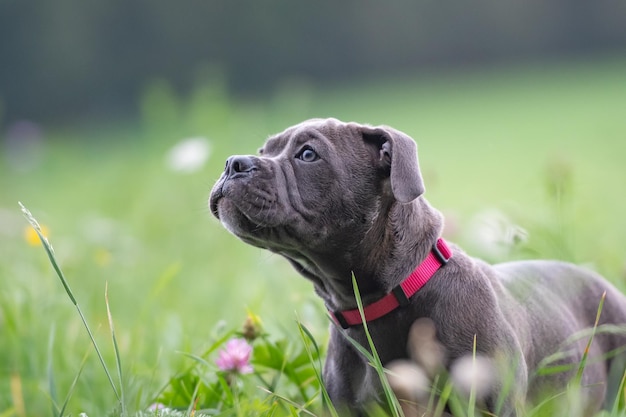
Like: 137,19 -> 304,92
209,118 -> 626,416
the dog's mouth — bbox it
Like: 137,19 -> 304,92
209,182 -> 223,219
212,197 -> 302,255
209,176 -> 283,238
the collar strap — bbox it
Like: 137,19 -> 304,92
331,238 -> 452,329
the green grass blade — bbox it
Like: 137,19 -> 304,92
47,324 -> 59,417
295,318 -> 338,417
19,202 -> 121,404
525,389 -> 568,416
105,281 -> 127,416
257,387 -> 318,417
432,381 -> 455,417
178,351 -> 214,368
574,291 -> 606,385
611,369 -> 626,414
75,307 -> 122,402
295,320 -> 323,373
467,334 -> 477,417
351,275 -> 404,417
185,382 -> 202,417
58,346 -> 91,417
151,330 -> 236,401
19,202 -> 77,305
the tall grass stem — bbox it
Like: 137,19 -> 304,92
47,324 -> 58,417
19,202 -> 122,404
58,347 -> 91,417
574,292 -> 606,385
106,281 -> 127,416
351,275 -> 404,417
296,318 -> 339,417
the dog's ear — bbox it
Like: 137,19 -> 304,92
361,125 -> 425,203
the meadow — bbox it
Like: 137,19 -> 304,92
1,55 -> 626,416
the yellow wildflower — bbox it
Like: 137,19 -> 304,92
94,248 -> 112,267
24,224 -> 49,246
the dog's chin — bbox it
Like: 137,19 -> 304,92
214,198 -> 277,249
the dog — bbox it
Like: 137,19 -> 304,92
209,118 -> 626,416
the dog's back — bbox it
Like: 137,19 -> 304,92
495,260 -> 626,411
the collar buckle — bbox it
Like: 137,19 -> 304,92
392,285 -> 410,307
432,241 -> 450,265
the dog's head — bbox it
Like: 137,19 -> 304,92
209,118 -> 426,290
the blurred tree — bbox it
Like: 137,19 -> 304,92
0,0 -> 625,126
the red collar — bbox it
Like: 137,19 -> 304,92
331,238 -> 452,329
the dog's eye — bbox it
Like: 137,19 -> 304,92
297,147 -> 319,162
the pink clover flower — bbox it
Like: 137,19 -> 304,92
216,338 -> 253,374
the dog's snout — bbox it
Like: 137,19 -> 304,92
225,155 -> 257,178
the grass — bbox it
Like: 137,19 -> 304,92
1,55 -> 626,416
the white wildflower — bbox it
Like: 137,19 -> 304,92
387,360 -> 430,401
166,137 -> 211,173
408,318 -> 446,377
465,209 -> 528,260
450,354 -> 495,400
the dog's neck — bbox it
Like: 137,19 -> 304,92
309,196 -> 444,312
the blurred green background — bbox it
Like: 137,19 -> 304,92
1,2 -> 626,416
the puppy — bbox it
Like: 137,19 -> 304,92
209,118 -> 626,415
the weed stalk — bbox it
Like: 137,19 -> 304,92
19,203 -> 122,406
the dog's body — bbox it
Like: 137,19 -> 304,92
209,118 -> 626,415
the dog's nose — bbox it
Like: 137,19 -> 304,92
224,155 -> 257,179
